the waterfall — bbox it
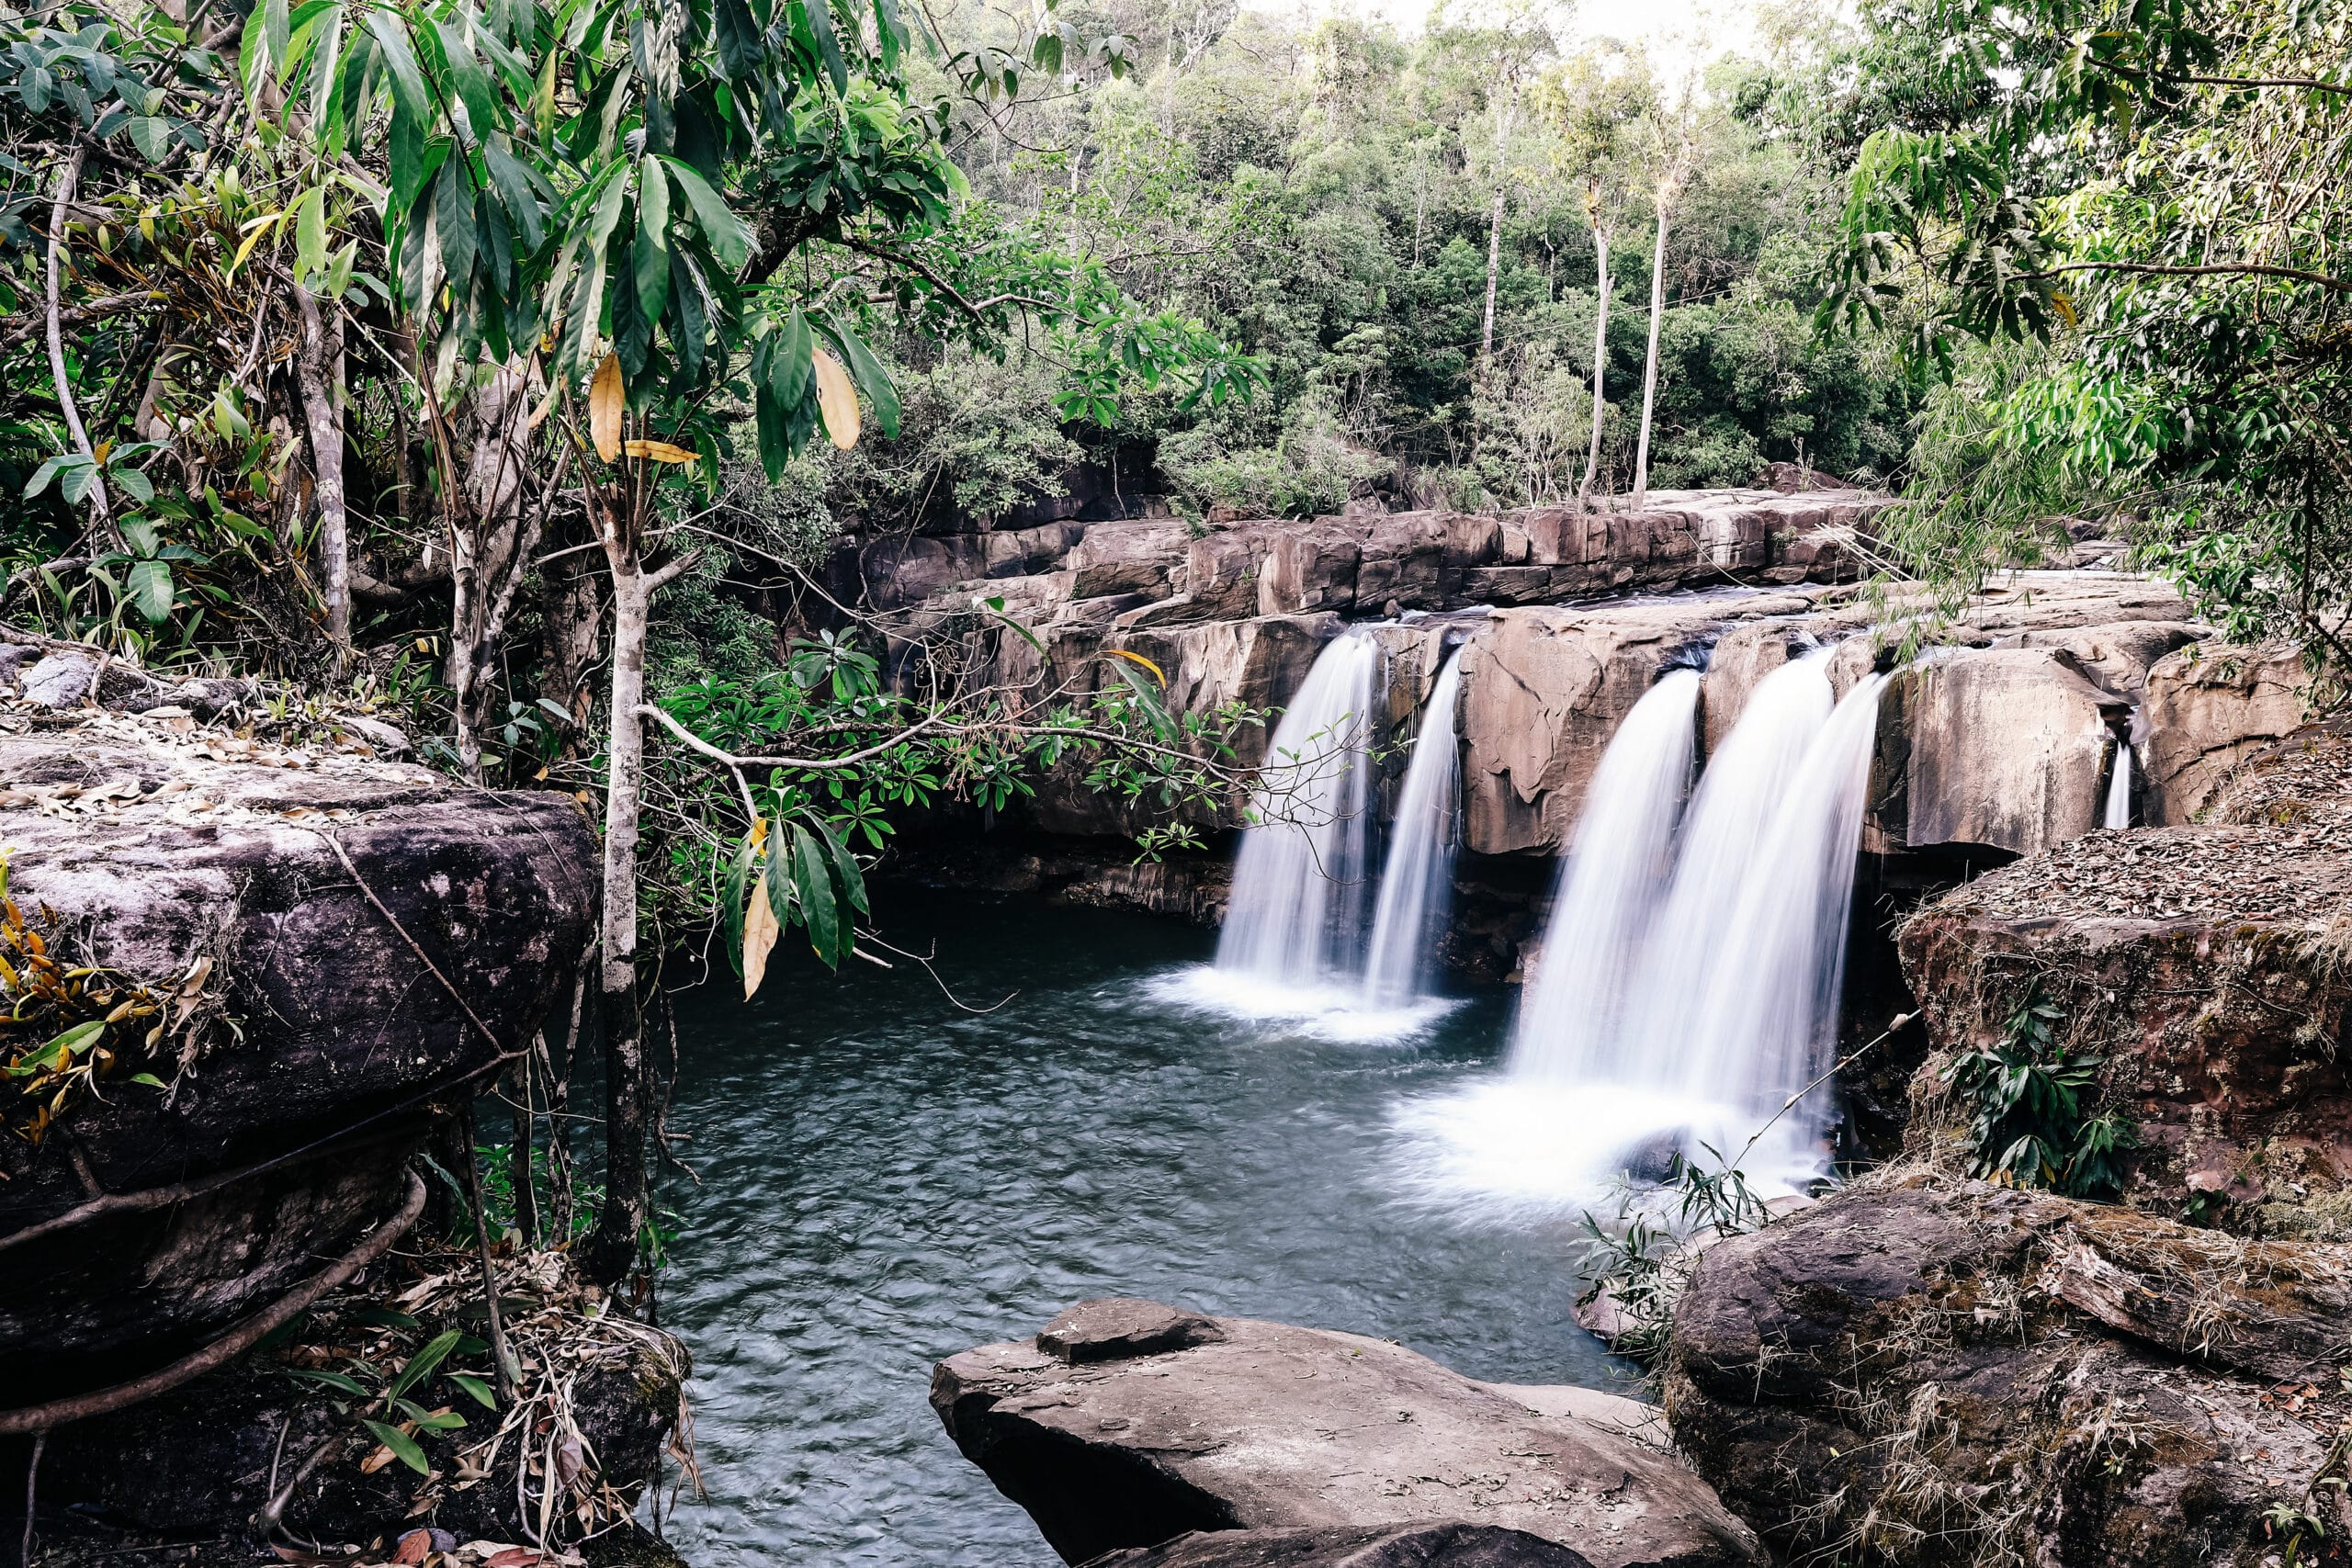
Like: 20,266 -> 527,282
1614,650 -> 1834,1084
1395,662 -> 1885,1211
1363,649 -> 1465,1008
1669,673 -> 1888,1172
1507,669 -> 1702,1082
1214,631 -> 1381,990
2103,720 -> 2135,829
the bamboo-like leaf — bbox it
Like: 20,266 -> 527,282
812,348 -> 859,449
723,819 -> 760,974
362,1420 -> 431,1476
447,1371 -> 498,1409
590,352 -> 624,460
791,823 -> 841,964
808,813 -> 868,916
384,1328 -> 462,1407
657,156 -> 753,271
742,870 -> 780,998
632,163 -> 671,328
1104,648 -> 1166,686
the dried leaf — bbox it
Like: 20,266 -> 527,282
621,438 -> 697,464
742,872 -> 779,999
813,348 -> 859,450
589,352 -> 624,461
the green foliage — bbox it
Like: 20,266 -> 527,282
1942,990 -> 2135,1200
1825,0 -> 2352,676
1575,1148 -> 1776,1366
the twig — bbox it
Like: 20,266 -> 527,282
17,1430 -> 40,1568
1730,1011 -> 1917,1177
42,143 -> 113,542
319,832 -> 506,1052
459,1102 -> 519,1403
852,931 -> 1017,1013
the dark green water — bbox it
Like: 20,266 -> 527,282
656,890 -> 1627,1566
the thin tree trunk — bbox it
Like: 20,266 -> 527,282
1580,230 -> 1611,505
294,284 -> 349,680
544,972 -> 584,1244
508,1054 -> 538,1247
1632,197 -> 1671,511
583,512 -> 697,1287
447,368 -> 539,784
1478,100 -> 1514,363
45,145 -> 115,544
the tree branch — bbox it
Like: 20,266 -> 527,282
43,144 -> 114,542
2019,259 -> 2351,293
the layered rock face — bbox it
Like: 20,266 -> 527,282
0,709 -> 597,1404
1665,1168 -> 2352,1568
933,1297 -> 1763,1568
1897,718 -> 2352,1228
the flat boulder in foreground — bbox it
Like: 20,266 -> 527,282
932,1298 -> 1763,1568
1089,1523 -> 1596,1566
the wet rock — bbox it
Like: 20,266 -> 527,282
0,725 -> 596,1398
1867,649 -> 2129,858
1664,1168 -> 2352,1567
1896,721 -> 2352,1224
1040,1297 -> 1227,1363
933,1299 -> 1764,1568
1089,1523 -> 1598,1567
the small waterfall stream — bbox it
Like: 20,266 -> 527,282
1363,650 -> 1466,1009
1214,631 -> 1380,990
1507,669 -> 1702,1081
2104,712 -> 2138,829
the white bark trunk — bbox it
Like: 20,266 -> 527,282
294,284 -> 349,678
1579,230 -> 1611,505
1632,198 -> 1671,511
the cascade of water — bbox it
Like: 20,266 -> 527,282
1670,673 -> 1889,1166
1613,650 -> 1835,1082
1507,668 -> 1702,1082
2103,717 -> 2136,829
1214,631 -> 1381,988
1363,649 -> 1466,1008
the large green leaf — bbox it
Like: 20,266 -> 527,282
384,1328 -> 463,1407
362,1420 -> 432,1477
713,0 -> 766,79
815,312 -> 899,438
791,822 -> 841,964
800,0 -> 847,94
657,156 -> 752,271
632,159 -> 671,329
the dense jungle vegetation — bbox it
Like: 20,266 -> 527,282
0,0 -> 2346,1278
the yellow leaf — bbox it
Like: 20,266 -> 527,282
1106,648 -> 1167,687
813,348 -> 859,450
623,438 -> 697,464
2051,291 -> 2077,329
742,873 -> 780,999
590,352 -> 624,462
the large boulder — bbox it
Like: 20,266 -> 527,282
1896,720 -> 2352,1229
1664,1168 -> 2352,1568
0,713 -> 596,1402
1866,649 -> 2130,858
932,1297 -> 1764,1568
2142,640 -> 2310,824
1091,1524 -> 1598,1567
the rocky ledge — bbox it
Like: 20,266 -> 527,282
932,1297 -> 1761,1568
1899,718 -> 2352,1228
1665,1168 -> 2352,1568
0,704 -> 595,1404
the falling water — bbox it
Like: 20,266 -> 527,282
1669,673 -> 1889,1176
1397,665 -> 1886,1208
1363,650 -> 1466,1008
1506,669 -> 1702,1082
1213,631 -> 1381,990
1614,650 -> 1835,1083
2103,718 -> 2136,829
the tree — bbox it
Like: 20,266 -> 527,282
1630,77 -> 1702,510
1822,0 -> 2352,671
1536,42 -> 1651,502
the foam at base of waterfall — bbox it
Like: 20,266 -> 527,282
1148,964 -> 1461,1043
1387,1076 -> 1831,1215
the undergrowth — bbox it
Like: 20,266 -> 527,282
1943,990 -> 2135,1200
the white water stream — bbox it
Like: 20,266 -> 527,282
1363,650 -> 1466,1009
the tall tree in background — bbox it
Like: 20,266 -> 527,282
1631,75 -> 1702,509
